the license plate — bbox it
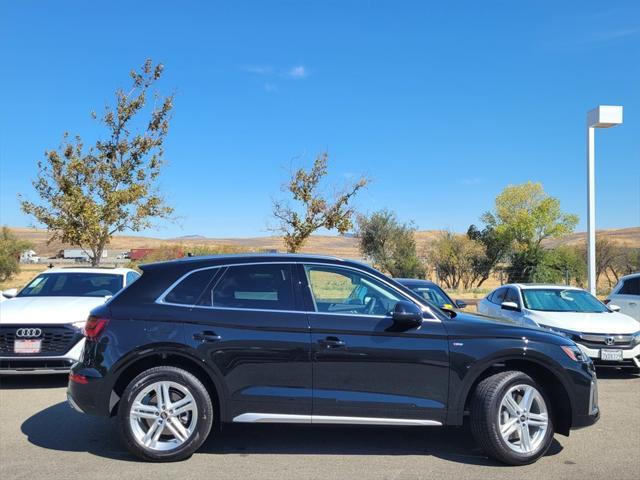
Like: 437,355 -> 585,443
14,339 -> 42,354
600,349 -> 623,361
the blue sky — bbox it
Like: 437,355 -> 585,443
1,0 -> 638,238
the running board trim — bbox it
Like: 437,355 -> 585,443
232,413 -> 442,426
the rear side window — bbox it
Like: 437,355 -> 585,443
163,269 -> 217,305
126,271 -> 140,285
619,277 -> 640,295
204,264 -> 295,311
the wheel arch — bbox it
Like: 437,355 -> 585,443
452,355 -> 573,436
109,348 -> 227,424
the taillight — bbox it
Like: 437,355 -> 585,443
84,316 -> 109,339
69,372 -> 88,384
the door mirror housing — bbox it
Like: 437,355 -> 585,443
455,299 -> 467,309
501,301 -> 520,312
608,304 -> 621,312
1,288 -> 17,299
391,301 -> 423,329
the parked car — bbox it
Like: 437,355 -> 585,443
606,272 -> 640,322
68,254 -> 599,465
0,267 -> 140,374
477,284 -> 640,370
395,278 -> 467,310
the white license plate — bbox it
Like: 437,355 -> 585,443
14,339 -> 42,354
600,349 -> 623,361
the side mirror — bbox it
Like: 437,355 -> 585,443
391,301 -> 423,330
608,304 -> 621,312
2,288 -> 17,299
501,301 -> 520,312
455,299 -> 467,309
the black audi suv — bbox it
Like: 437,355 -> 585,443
67,254 -> 599,465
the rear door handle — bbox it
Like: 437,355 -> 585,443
319,336 -> 346,348
193,331 -> 222,342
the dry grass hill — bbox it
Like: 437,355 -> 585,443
8,226 -> 639,260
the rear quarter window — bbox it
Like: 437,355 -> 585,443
163,269 -> 218,305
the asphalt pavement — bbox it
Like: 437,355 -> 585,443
1,369 -> 638,480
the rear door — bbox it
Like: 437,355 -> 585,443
167,263 -> 312,420
300,264 -> 449,424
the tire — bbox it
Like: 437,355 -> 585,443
470,371 -> 554,465
117,366 -> 214,462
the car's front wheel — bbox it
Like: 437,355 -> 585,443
470,371 -> 554,465
117,366 -> 214,462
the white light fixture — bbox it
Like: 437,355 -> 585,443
586,105 -> 623,295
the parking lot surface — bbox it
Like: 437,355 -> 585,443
1,370 -> 639,480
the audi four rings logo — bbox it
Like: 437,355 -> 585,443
604,336 -> 615,346
16,328 -> 42,338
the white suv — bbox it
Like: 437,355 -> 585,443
477,284 -> 640,370
606,273 -> 640,322
0,267 -> 139,374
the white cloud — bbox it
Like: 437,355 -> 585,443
285,65 -> 307,79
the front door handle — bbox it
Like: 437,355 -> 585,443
319,336 -> 346,349
193,331 -> 222,342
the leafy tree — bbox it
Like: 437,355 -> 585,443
536,246 -> 586,286
272,153 -> 369,253
428,231 -> 486,289
615,247 -> 640,277
20,59 -> 174,266
482,182 -> 578,282
577,235 -> 624,287
466,224 -> 511,287
0,227 -> 32,282
358,209 -> 426,278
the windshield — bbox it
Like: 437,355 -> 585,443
17,272 -> 124,298
522,288 -> 609,313
407,284 -> 454,308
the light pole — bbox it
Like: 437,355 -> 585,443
586,105 -> 623,295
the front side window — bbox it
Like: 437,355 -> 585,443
18,272 -> 124,297
305,265 -> 403,316
164,269 -> 217,305
522,289 -> 608,313
204,264 -> 295,311
490,287 -> 507,305
504,287 -> 520,306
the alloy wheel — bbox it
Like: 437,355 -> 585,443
129,380 -> 198,451
497,384 -> 549,454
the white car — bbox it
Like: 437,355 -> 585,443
0,267 -> 139,374
477,284 -> 640,370
606,272 -> 640,322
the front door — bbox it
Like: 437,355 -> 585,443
300,264 -> 449,424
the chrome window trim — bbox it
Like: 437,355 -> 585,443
154,261 -> 439,322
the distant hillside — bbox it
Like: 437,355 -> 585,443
8,226 -> 639,260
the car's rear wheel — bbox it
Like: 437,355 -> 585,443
470,371 -> 554,465
118,366 -> 214,462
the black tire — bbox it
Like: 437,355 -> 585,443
118,366 -> 214,462
470,371 -> 554,465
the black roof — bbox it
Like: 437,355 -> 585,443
140,253 -> 371,272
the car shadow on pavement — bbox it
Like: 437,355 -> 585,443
21,401 -> 563,466
595,368 -> 639,380
0,374 -> 69,389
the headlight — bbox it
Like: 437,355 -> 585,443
71,321 -> 86,331
633,331 -> 640,345
561,345 -> 589,363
